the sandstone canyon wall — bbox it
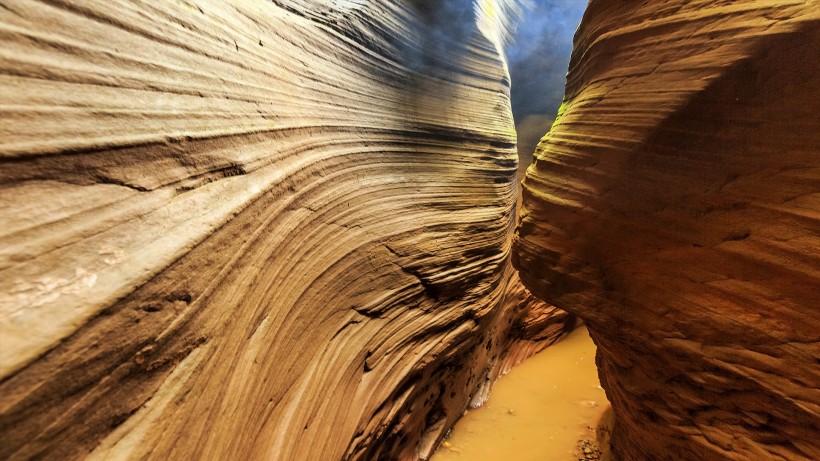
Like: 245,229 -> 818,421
515,1 -> 819,460
0,1 -> 571,459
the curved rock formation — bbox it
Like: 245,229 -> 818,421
515,1 -> 819,460
0,1 -> 571,460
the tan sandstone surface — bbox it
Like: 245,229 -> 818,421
514,1 -> 820,460
0,1 -> 572,460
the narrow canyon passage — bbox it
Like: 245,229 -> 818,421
429,5 -> 602,456
431,326 -> 609,461
0,1 -> 817,460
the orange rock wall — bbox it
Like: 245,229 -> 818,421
0,1 -> 570,460
515,1 -> 819,460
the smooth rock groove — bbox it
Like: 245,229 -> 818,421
515,1 -> 819,460
0,1 -> 572,460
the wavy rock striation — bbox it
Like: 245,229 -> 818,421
515,1 -> 819,460
0,1 -> 572,460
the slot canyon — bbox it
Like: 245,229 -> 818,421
0,1 -> 817,460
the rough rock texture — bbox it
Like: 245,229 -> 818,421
515,1 -> 819,460
0,1 -> 572,460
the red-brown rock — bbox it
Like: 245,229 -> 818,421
0,1 -> 569,460
515,1 -> 820,460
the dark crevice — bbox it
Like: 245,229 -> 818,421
92,173 -> 150,192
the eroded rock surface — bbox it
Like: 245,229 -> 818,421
515,1 -> 819,460
0,1 -> 571,459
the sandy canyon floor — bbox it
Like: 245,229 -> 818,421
432,326 -> 609,461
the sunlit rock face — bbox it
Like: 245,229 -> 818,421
515,1 -> 819,460
0,1 -> 572,460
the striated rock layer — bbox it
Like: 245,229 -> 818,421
0,1 -> 572,460
515,1 -> 820,460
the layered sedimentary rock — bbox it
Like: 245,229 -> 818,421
0,1 -> 571,459
515,1 -> 820,460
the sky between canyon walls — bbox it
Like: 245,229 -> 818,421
507,0 -> 587,172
